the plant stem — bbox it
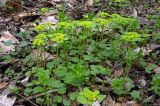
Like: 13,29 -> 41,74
101,25 -> 105,40
56,45 -> 59,66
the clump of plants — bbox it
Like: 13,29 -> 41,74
9,10 -> 157,106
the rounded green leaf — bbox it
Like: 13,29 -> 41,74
77,95 -> 87,104
53,96 -> 62,103
63,99 -> 71,106
69,92 -> 78,100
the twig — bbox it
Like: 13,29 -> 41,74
16,89 -> 57,103
17,94 -> 39,106
7,0 -> 29,10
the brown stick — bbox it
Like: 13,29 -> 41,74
7,0 -> 29,10
17,94 -> 39,106
16,89 -> 57,103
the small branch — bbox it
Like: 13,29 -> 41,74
7,0 -> 29,10
16,89 -> 57,103
17,94 -> 38,106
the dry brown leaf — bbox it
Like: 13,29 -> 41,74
92,100 -> 101,106
105,60 -> 113,67
154,67 -> 160,74
0,81 -> 17,106
113,68 -> 124,77
102,95 -> 115,106
134,43 -> 160,56
0,82 -> 8,89
115,103 -> 122,106
127,101 -> 141,106
0,31 -> 19,54
30,50 -> 56,61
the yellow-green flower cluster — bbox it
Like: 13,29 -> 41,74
79,87 -> 100,105
57,22 -> 72,29
33,34 -> 47,46
78,21 -> 93,28
111,13 -> 122,18
97,12 -> 109,18
93,18 -> 109,26
51,33 -> 65,44
121,32 -> 142,42
34,22 -> 52,32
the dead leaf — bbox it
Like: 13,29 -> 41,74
134,43 -> 160,56
102,95 -> 115,106
105,60 -> 113,67
30,50 -> 56,61
92,100 -> 101,106
127,101 -> 141,106
21,77 -> 29,87
115,103 -> 122,106
0,81 -> 17,106
142,95 -> 155,103
41,16 -> 57,25
113,68 -> 124,77
132,8 -> 138,18
0,82 -> 7,89
0,31 -> 19,54
154,67 -> 160,74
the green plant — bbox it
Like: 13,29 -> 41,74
19,11 -> 151,106
121,32 -> 143,42
111,77 -> 134,95
25,68 -> 66,106
90,65 -> 111,76
121,32 -> 144,76
77,87 -> 106,105
10,87 -> 20,95
151,74 -> 160,95
145,64 -> 158,73
55,62 -> 89,86
33,22 -> 68,67
110,15 -> 140,32
110,0 -> 129,7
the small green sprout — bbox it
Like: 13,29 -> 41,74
77,87 -> 106,105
